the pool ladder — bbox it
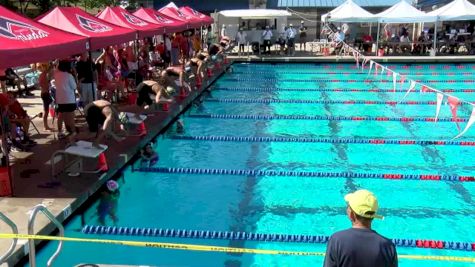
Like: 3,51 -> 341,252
0,211 -> 18,264
28,204 -> 64,267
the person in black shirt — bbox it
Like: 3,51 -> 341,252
324,189 -> 398,267
76,53 -> 97,106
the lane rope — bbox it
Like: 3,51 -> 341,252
188,114 -> 468,123
0,233 -> 474,263
204,98 -> 472,106
230,71 -> 475,76
222,78 -> 475,83
211,87 -> 475,93
82,225 -> 475,252
169,135 -> 475,146
135,167 -> 475,182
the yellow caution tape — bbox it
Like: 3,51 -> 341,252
0,233 -> 474,263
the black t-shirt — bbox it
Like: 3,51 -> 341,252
324,228 -> 398,267
76,59 -> 95,83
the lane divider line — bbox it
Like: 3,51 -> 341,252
135,167 -> 475,182
82,225 -> 475,252
212,87 -> 475,93
188,114 -> 469,123
169,135 -> 475,146
0,233 -> 473,263
205,98 -> 471,106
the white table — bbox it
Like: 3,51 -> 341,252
51,141 -> 108,177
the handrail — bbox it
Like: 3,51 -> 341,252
28,204 -> 64,267
0,212 -> 18,264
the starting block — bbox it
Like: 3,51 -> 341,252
120,112 -> 147,136
51,141 -> 108,177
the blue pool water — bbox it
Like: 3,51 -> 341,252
31,63 -> 475,266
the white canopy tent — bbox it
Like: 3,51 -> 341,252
321,0 -> 376,22
219,9 -> 292,19
428,0 -> 475,21
375,0 -> 436,23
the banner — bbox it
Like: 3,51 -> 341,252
453,106 -> 475,139
448,96 -> 461,130
392,72 -> 398,92
400,80 -> 416,102
435,93 -> 444,122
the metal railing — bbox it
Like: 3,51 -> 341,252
28,204 -> 64,267
0,212 -> 18,264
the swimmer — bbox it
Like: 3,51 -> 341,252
135,80 -> 174,111
161,66 -> 192,93
97,180 -> 120,226
84,100 -> 126,148
140,143 -> 159,167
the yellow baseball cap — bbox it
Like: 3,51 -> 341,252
345,190 -> 384,219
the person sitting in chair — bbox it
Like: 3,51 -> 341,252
0,68 -> 29,96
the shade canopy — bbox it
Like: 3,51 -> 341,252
159,5 -> 202,29
179,6 -> 214,25
96,6 -> 163,38
321,0 -> 376,22
428,0 -> 475,21
37,7 -> 135,50
219,9 -> 292,19
375,0 -> 436,22
0,5 -> 88,68
133,7 -> 187,33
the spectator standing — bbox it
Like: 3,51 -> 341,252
262,26 -> 273,54
54,60 -> 77,140
220,25 -> 226,39
235,28 -> 247,56
164,34 -> 172,66
324,189 -> 398,267
171,33 -> 181,66
38,63 -> 53,131
286,24 -> 297,55
299,21 -> 308,51
76,53 -> 97,106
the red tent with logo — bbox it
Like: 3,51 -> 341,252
96,6 -> 163,38
37,7 -> 136,50
179,6 -> 213,25
159,4 -> 202,29
0,6 -> 88,68
133,7 -> 187,33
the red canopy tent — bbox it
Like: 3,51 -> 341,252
96,6 -> 163,38
37,7 -> 136,50
133,7 -> 187,33
0,6 -> 88,68
179,6 -> 214,25
159,5 -> 202,29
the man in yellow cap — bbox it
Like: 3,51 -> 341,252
323,189 -> 398,267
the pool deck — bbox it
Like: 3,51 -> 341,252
2,53 -> 475,266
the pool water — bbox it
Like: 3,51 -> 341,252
31,63 -> 475,267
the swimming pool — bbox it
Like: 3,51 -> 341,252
30,63 -> 475,266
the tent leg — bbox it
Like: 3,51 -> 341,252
433,23 -> 438,56
88,51 -> 96,101
376,23 -> 380,56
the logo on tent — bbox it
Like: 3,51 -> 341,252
76,15 -> 112,32
0,16 -> 49,41
155,14 -> 172,24
122,12 -> 148,26
176,10 -> 186,18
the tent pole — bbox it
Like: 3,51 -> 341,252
88,50 -> 96,101
376,22 -> 380,55
433,22 -> 438,56
0,108 -> 13,196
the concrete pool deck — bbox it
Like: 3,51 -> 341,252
1,54 -> 475,266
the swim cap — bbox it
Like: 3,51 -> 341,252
106,180 -> 119,192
